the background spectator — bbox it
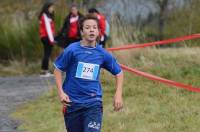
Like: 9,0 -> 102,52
88,8 -> 108,48
56,4 -> 84,48
38,2 -> 56,77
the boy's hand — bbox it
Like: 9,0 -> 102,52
59,91 -> 71,106
113,93 -> 123,111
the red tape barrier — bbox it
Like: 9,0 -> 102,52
108,34 -> 200,92
120,64 -> 200,92
107,34 -> 200,51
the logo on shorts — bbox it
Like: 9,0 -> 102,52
88,121 -> 101,130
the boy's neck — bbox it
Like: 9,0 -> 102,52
81,39 -> 96,47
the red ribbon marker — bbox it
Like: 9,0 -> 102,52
120,64 -> 200,93
106,33 -> 200,92
107,34 -> 200,51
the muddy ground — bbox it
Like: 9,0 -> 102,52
0,76 -> 55,132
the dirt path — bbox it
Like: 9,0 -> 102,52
0,75 -> 55,132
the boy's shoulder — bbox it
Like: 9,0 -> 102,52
64,41 -> 80,51
96,44 -> 110,55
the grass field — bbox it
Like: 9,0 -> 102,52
12,47 -> 200,132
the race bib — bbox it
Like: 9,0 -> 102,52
75,62 -> 99,80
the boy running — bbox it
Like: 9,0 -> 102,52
54,14 -> 123,132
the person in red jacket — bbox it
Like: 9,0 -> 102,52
38,2 -> 56,77
88,8 -> 107,48
56,5 -> 84,48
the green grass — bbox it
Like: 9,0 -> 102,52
0,58 -> 57,76
0,0 -> 67,61
12,48 -> 200,132
12,88 -> 66,132
0,60 -> 52,76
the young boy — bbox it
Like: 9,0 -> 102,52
54,14 -> 123,132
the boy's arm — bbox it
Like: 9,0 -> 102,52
54,68 -> 71,106
113,71 -> 124,111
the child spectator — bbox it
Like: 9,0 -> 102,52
88,8 -> 108,48
56,4 -> 84,48
38,2 -> 56,77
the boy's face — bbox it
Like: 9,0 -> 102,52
81,19 -> 99,43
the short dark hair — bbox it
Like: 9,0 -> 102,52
88,8 -> 99,13
79,14 -> 100,31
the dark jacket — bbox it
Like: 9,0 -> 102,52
56,12 -> 84,48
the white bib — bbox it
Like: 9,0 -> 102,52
75,62 -> 99,80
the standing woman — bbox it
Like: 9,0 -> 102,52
39,2 -> 56,77
56,4 -> 84,48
